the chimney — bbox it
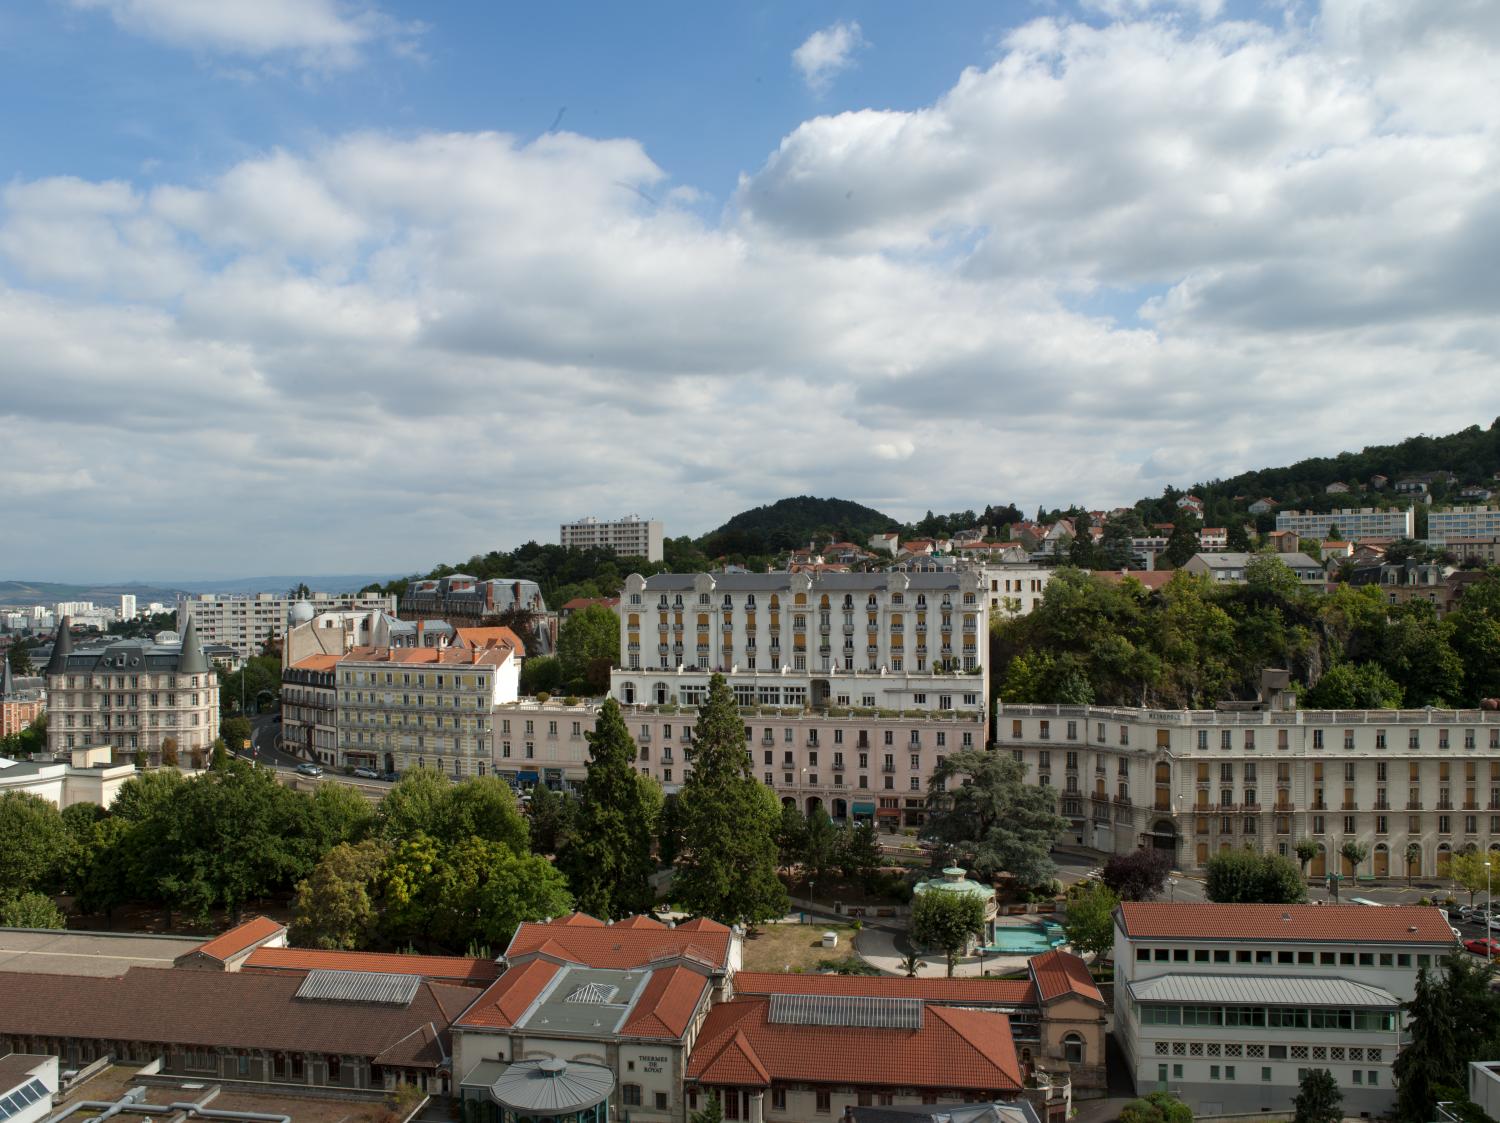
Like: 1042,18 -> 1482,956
1260,668 -> 1296,712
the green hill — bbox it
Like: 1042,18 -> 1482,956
698,495 -> 899,557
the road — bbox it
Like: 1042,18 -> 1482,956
234,713 -> 394,798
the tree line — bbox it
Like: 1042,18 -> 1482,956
993,564 -> 1500,710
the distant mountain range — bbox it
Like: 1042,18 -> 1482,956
0,574 -> 402,608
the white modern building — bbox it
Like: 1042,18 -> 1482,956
1001,681 -> 1500,877
1274,508 -> 1414,540
119,594 -> 136,621
1182,552 -> 1325,585
1114,901 -> 1454,1116
177,592 -> 398,660
1428,506 -> 1500,542
560,515 -> 665,562
976,560 -> 1053,618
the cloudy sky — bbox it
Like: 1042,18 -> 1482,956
2,1 -> 1497,582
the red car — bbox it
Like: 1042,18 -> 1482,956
1463,937 -> 1500,957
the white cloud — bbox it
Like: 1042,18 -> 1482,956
3,2 -> 1499,579
793,20 -> 867,93
68,0 -> 421,69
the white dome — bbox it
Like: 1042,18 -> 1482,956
289,601 -> 316,625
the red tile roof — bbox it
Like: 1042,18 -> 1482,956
1118,902 -> 1457,944
456,959 -> 561,1029
619,966 -> 710,1039
507,916 -> 732,970
674,918 -> 730,934
733,972 -> 1034,1005
613,915 -> 668,930
0,967 -> 469,1064
686,997 -> 1022,1092
455,626 -> 525,652
244,947 -> 501,986
290,654 -> 343,672
191,917 -> 284,963
344,645 -> 512,666
556,913 -> 608,927
560,597 -> 620,612
1027,950 -> 1104,1004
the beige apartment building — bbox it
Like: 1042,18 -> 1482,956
44,619 -> 219,763
177,591 -> 397,660
1000,688 -> 1500,878
336,643 -> 519,777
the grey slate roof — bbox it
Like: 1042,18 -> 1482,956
49,628 -> 213,677
637,572 -> 967,592
1126,973 -> 1397,1008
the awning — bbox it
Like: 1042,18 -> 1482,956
517,770 -> 540,782
852,802 -> 877,815
876,807 -> 901,818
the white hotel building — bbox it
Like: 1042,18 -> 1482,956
1000,681 -> 1500,878
1114,901 -> 1454,1117
560,515 -> 665,562
605,570 -> 988,825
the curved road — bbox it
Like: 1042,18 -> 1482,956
236,714 -> 394,798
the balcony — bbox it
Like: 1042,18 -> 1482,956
1465,803 -> 1480,811
882,764 -> 896,773
1154,800 -> 1173,812
1311,802 -> 1327,811
1342,802 -> 1359,811
1407,801 -> 1423,810
1438,802 -> 1455,811
1374,801 -> 1391,811
1243,803 -> 1261,813
1112,795 -> 1132,807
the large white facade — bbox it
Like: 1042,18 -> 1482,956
1000,701 -> 1500,877
1274,508 -> 1414,539
1429,506 -> 1500,541
1114,902 -> 1453,1117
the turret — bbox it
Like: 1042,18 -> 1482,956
45,617 -> 73,676
178,619 -> 210,675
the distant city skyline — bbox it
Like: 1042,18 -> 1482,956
2,1 -> 1497,579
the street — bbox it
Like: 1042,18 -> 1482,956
234,713 -> 394,797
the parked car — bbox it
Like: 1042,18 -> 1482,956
352,767 -> 378,779
381,771 -> 399,783
1464,937 -> 1500,956
295,763 -> 323,777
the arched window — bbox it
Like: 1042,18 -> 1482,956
654,682 -> 670,705
1063,1034 -> 1085,1064
623,683 -> 636,704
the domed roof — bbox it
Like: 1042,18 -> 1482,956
289,601 -> 316,625
914,867 -> 995,899
490,1058 -> 614,1114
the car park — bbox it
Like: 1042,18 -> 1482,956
295,763 -> 323,777
1465,937 -> 1500,956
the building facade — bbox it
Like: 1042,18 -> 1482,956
1428,506 -> 1500,542
282,655 -> 340,765
336,643 -> 519,777
1113,902 -> 1454,1116
1273,508 -> 1414,540
44,620 -> 219,763
976,562 -> 1053,618
0,660 -> 44,737
560,516 -> 665,562
1000,696 -> 1500,877
1182,552 -> 1325,585
177,592 -> 397,660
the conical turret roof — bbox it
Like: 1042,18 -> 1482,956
178,618 -> 210,675
45,618 -> 73,675
1,654 -> 13,698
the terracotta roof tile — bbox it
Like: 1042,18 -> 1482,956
0,967 -> 466,1065
507,916 -> 731,970
290,654 -> 343,671
1027,950 -> 1104,1005
673,918 -> 730,934
619,967 -> 710,1039
191,917 -> 284,963
556,913 -> 608,927
612,916 -> 668,930
455,626 -> 525,652
1118,902 -> 1457,944
244,947 -> 501,986
686,997 -> 1022,1092
733,972 -> 1035,1005
343,645 -> 512,667
456,960 -> 561,1029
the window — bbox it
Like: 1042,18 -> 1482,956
816,1091 -> 831,1114
1063,1034 -> 1085,1064
623,1086 -> 642,1106
771,1090 -> 786,1112
657,1093 -> 670,1110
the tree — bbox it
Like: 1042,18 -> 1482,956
1204,849 -> 1307,904
0,791 -> 70,895
437,776 -> 529,853
1119,1092 -> 1193,1123
1063,881 -> 1120,963
291,840 -> 387,949
1226,522 -> 1252,552
776,803 -> 807,870
1295,837 -> 1320,876
1451,851 -> 1491,906
0,891 -> 66,929
801,808 -> 839,884
379,768 -> 451,840
1340,839 -> 1370,878
1292,1068 -> 1341,1123
925,750 -> 1068,886
1383,602 -> 1464,706
673,674 -> 788,926
1102,849 -> 1173,902
519,655 -> 562,697
160,737 -> 179,767
1407,841 -> 1425,888
1304,662 -> 1404,710
911,888 -> 986,977
221,714 -> 252,754
1246,553 -> 1303,599
526,783 -> 577,856
306,782 -> 378,853
559,698 -> 657,919
1395,964 -> 1461,1123
689,1094 -> 724,1123
556,604 -> 619,695
835,823 -> 884,881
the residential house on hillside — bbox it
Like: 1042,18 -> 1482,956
1176,495 -> 1205,517
1325,482 -> 1351,494
1459,486 -> 1495,502
1369,473 -> 1389,490
868,532 -> 901,556
1247,498 -> 1276,515
1182,552 -> 1324,586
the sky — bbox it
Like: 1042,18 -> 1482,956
2,0 -> 1498,582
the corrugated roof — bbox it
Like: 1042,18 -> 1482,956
1126,973 -> 1398,1008
1117,902 -> 1456,944
768,994 -> 923,1029
295,969 -> 421,1006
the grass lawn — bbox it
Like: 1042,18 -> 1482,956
742,920 -> 861,973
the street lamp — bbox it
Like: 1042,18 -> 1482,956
1168,878 -> 1179,902
1486,860 -> 1493,964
